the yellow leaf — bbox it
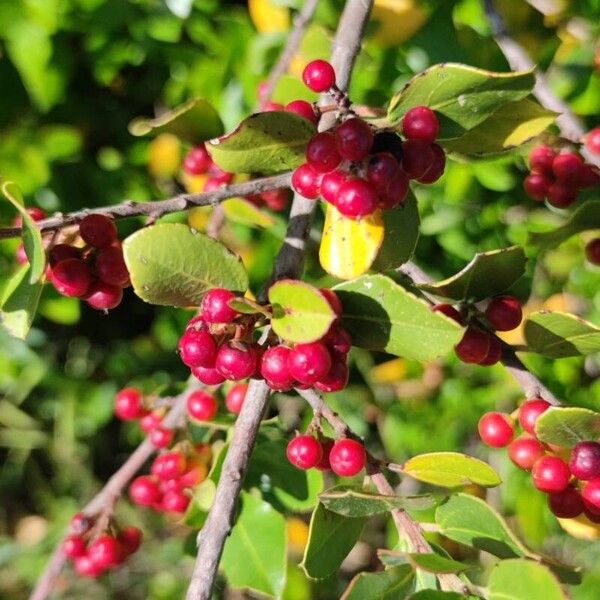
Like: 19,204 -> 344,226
188,206 -> 212,231
148,133 -> 181,178
287,517 -> 309,554
370,358 -> 408,383
371,0 -> 429,48
319,205 -> 384,280
558,513 -> 600,540
181,172 -> 208,193
248,0 -> 290,34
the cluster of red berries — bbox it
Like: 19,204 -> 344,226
479,400 -> 600,521
286,434 -> 366,477
178,287 -> 351,393
523,144 -> 599,208
63,513 -> 142,578
289,60 -> 445,219
434,295 -> 523,367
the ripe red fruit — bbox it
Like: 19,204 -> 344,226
518,398 -> 551,435
114,387 -> 146,421
149,426 -> 173,449
569,442 -> 600,481
201,288 -> 239,324
478,336 -> 503,366
320,169 -> 349,204
578,164 -> 600,188
286,435 -> 323,470
130,476 -> 162,506
402,106 -> 439,142
586,127 -> 600,155
367,153 -> 399,191
523,173 -> 551,201
63,535 -> 87,559
508,436 -> 546,470
306,132 -> 341,173
585,239 -> 600,265
401,140 -> 434,179
261,189 -> 290,211
71,512 -> 92,534
85,281 -> 123,310
88,534 -> 121,569
372,131 -> 404,161
581,478 -> 600,512
329,438 -> 366,477
14,206 -> 47,226
15,243 -> 28,265
152,451 -> 187,481
215,342 -> 258,381
262,101 -> 284,112
478,412 -> 514,447
547,181 -> 578,208
49,244 -> 80,266
285,100 -> 318,125
378,170 -> 410,209
192,365 -> 226,386
455,327 -> 491,364
187,390 -> 218,421
79,214 -> 117,248
548,485 -> 584,518
335,178 -> 378,219
432,303 -> 464,324
50,259 -> 92,297
184,145 -> 212,175
117,526 -> 143,556
417,143 -> 446,184
226,383 -> 248,414
314,357 -> 349,393
485,295 -> 522,331
260,345 -> 295,391
74,555 -> 103,578
178,328 -> 217,369
323,323 -> 352,355
288,341 -> 332,385
161,489 -> 190,513
140,411 -> 162,433
529,145 -> 556,176
320,288 -> 343,318
95,246 -> 130,287
532,456 -> 571,493
335,118 -> 374,161
552,152 -> 584,183
302,59 -> 336,92
291,163 -> 322,199
316,439 -> 334,471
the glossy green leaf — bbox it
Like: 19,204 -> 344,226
334,274 -> 464,361
268,280 -> 336,344
408,592 -> 466,600
208,112 -> 315,174
222,197 -> 276,229
523,311 -> 600,358
183,478 -> 216,528
340,564 -> 415,600
301,504 -> 366,580
319,486 -> 434,518
401,452 -> 501,488
488,559 -> 566,600
123,224 -> 248,307
406,553 -> 470,574
0,266 -> 43,339
535,407 -> 600,448
387,63 -> 535,138
528,201 -> 600,250
128,97 -> 223,143
435,494 -> 529,559
418,246 -> 526,301
221,492 -> 287,598
228,297 -> 270,316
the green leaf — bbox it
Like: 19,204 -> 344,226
221,492 -> 287,598
2,182 -> 46,283
386,63 -> 535,138
435,494 -> 529,559
534,407 -> 600,448
300,504 -> 366,580
319,486 -> 434,518
408,592 -> 467,600
401,452 -> 501,488
228,297 -> 270,316
222,197 -> 276,229
268,280 -> 336,344
128,97 -> 223,143
441,99 -> 556,156
333,274 -> 464,361
488,559 -> 566,600
0,266 -> 43,339
373,191 -> 420,271
340,564 -> 415,600
523,311 -> 600,358
123,223 -> 248,307
183,478 -> 216,528
418,246 -> 526,301
406,553 -> 470,574
207,112 -> 315,174
528,201 -> 600,250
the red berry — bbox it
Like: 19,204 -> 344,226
15,243 -> 28,265
379,169 -> 410,210
552,152 -> 584,183
140,411 -> 162,433
569,442 -> 600,481
547,181 -> 578,208
316,439 -> 334,471
372,131 -> 404,161
184,145 -> 212,175
63,535 -> 87,559
152,451 -> 187,481
117,526 -> 143,556
320,289 -> 343,318
586,127 -> 600,155
88,534 -> 120,569
335,178 -> 378,219
192,365 -> 226,386
291,163 -> 321,199
286,435 -> 323,470
478,336 -> 503,366
432,303 -> 464,324
401,140 -> 434,179
578,164 -> 600,188
323,323 -> 352,355
95,246 -> 130,287
85,281 -> 123,310
261,189 -> 290,212
50,259 -> 92,297
215,342 -> 258,381
79,214 -> 117,248
226,383 -> 248,414
130,476 -> 162,506
314,357 -> 349,393
306,132 -> 341,173
150,426 -> 173,449
335,118 -> 374,161
524,172 -> 551,202
262,101 -> 284,112
549,485 -> 584,518
532,456 -> 571,493
178,328 -> 218,368
260,345 -> 295,391
201,288 -> 238,324
320,169 -> 349,204
285,100 -> 318,126
529,145 -> 556,176
508,436 -> 546,470
329,438 -> 366,477
455,327 -> 491,364
114,387 -> 146,421
417,143 -> 446,184
207,163 -> 233,184
485,295 -> 522,331
162,490 -> 190,513
478,412 -> 514,448
70,512 -> 92,534
367,153 -> 399,191
518,398 -> 551,435
402,106 -> 439,142
14,206 -> 47,227
585,239 -> 600,265
187,390 -> 218,421
302,59 -> 336,92
74,555 -> 103,578
287,341 -> 332,385
581,478 -> 600,512
49,244 -> 81,266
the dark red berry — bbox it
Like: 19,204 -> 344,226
140,411 -> 162,433
455,327 -> 491,364
524,172 -> 551,201
532,456 -> 571,493
215,342 -> 258,381
401,140 -> 434,179
149,426 -> 173,449
417,143 -> 446,184
549,485 -> 584,518
63,535 -> 87,559
518,398 -> 551,435
378,169 -> 410,210
306,132 -> 341,173
320,288 -> 343,318
187,390 -> 218,421
478,336 -> 503,366
335,118 -> 374,161
260,345 -> 295,391
88,534 -> 120,569
508,436 -> 546,470
335,178 -> 378,219
323,323 -> 352,355
285,100 -> 318,126
371,131 -> 403,161
320,169 -> 349,204
547,181 -> 578,208
201,288 -> 238,324
95,246 -> 130,287
329,438 -> 366,477
49,244 -> 80,266
552,152 -> 584,183
569,442 -> 600,481
79,214 -> 117,248
529,145 -> 556,176
291,163 -> 321,199
485,295 -> 522,331
578,164 -> 600,188
178,328 -> 217,368
261,189 -> 290,211
286,435 -> 323,470
207,163 -> 234,184
402,106 -> 439,142
314,357 -> 349,393
478,412 -> 514,447
302,59 -> 336,92
287,341 -> 332,385
316,439 -> 334,471
50,259 -> 92,297
184,145 -> 212,175
432,303 -> 464,325
191,365 -> 226,386
151,451 -> 186,481
114,387 -> 146,421
586,127 -> 600,155
85,281 -> 123,310
581,478 -> 600,512
367,153 -> 399,191
226,383 -> 248,414
161,489 -> 190,513
117,526 -> 143,556
585,239 -> 600,265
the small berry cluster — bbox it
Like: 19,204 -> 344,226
479,400 -> 600,521
287,434 -> 366,477
523,144 -> 599,208
434,295 -> 523,367
63,513 -> 142,578
290,60 -> 445,219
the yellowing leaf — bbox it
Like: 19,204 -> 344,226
370,358 -> 408,383
371,0 -> 428,47
222,197 -> 275,229
148,133 -> 181,178
320,205 -> 384,280
182,172 -> 208,193
248,0 -> 290,34
558,514 -> 600,540
187,206 -> 212,231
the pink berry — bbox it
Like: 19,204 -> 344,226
140,411 -> 162,433
63,535 -> 87,559
150,426 -> 173,448
201,288 -> 239,324
314,357 -> 349,393
118,526 -> 143,556
260,345 -> 295,391
14,207 -> 46,227
15,243 -> 28,265
478,412 -> 514,448
455,327 -> 491,364
329,438 -> 366,477
114,387 -> 146,420
570,442 -> 600,481
184,145 -> 212,175
432,303 -> 464,324
187,390 -> 218,421
581,478 -> 600,512
70,512 -> 92,534
286,435 -> 323,470
524,172 -> 551,201
261,189 -> 290,211
161,489 -> 190,513
79,214 -> 117,248
178,328 -> 218,368
49,244 -> 81,266
485,295 -> 522,331
518,398 -> 551,435
585,239 -> 600,265
95,246 -> 130,287
552,152 -> 584,183
291,163 -> 321,199
335,118 -> 374,161
74,555 -> 103,578
417,143 -> 446,184
191,365 -> 226,386
306,132 -> 341,173
320,169 -> 349,204
549,485 -> 584,518
215,342 -> 258,381
225,383 -> 247,414
532,456 -> 571,493
401,140 -> 434,179
151,451 -> 187,481
586,127 -> 600,155
508,436 -> 546,470
529,145 -> 556,176
285,100 -> 318,125
378,169 -> 410,209
287,341 -> 332,385
50,259 -> 92,297
262,101 -> 284,112
335,178 -> 378,219
302,59 -> 336,92
402,106 -> 439,142
85,281 -> 123,310
547,181 -> 578,208
88,534 -> 120,569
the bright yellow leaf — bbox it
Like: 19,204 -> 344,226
148,133 -> 181,178
181,172 -> 208,193
371,0 -> 429,48
558,513 -> 600,540
287,517 -> 309,554
188,206 -> 212,231
248,0 -> 290,34
370,358 -> 408,383
320,205 -> 385,280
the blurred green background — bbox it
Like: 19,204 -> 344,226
1,0 -> 600,598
